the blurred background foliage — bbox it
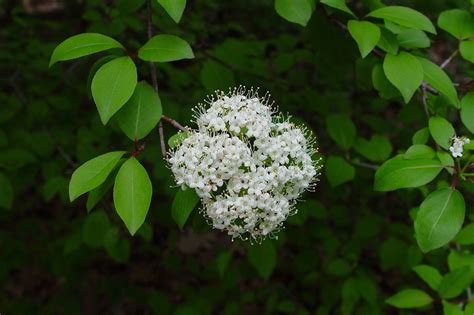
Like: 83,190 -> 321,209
0,0 -> 473,314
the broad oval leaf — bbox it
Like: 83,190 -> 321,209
320,0 -> 355,17
325,156 -> 355,187
412,265 -> 442,290
348,20 -> 381,58
157,0 -> 186,23
69,151 -> 125,201
377,28 -> 399,55
248,240 -> 277,279
326,114 -> 356,150
138,34 -> 194,62
383,52 -> 423,103
374,155 -> 443,191
385,289 -> 433,308
437,9 -> 474,40
171,188 -> 199,230
461,92 -> 474,133
372,63 -> 399,99
274,0 -> 314,27
368,6 -> 436,34
437,266 -> 471,299
417,57 -> 458,108
460,40 -> 474,63
116,81 -> 162,140
412,127 -> 430,145
415,188 -> 465,253
82,210 -> 110,248
0,173 -> 13,209
354,135 -> 392,162
91,56 -> 137,124
397,29 -> 430,49
455,222 -> 474,245
404,144 -> 435,160
50,33 -> 123,66
429,116 -> 455,150
113,157 -> 152,235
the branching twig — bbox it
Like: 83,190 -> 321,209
440,49 -> 459,69
162,115 -> 186,131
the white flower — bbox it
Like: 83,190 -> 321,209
449,136 -> 470,158
168,87 -> 322,241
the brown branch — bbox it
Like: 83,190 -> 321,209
162,115 -> 186,131
440,49 -> 459,69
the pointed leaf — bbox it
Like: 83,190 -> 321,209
326,114 -> 356,150
397,29 -> 430,49
385,289 -> 433,308
138,34 -> 194,62
460,40 -> 474,63
69,151 -> 125,201
113,157 -> 152,235
438,9 -> 474,40
326,156 -> 355,187
274,0 -> 314,27
91,56 -> 137,124
367,6 -> 436,34
320,0 -> 355,17
429,116 -> 455,150
438,266 -> 471,299
248,240 -> 277,279
383,52 -> 423,103
348,20 -> 381,58
156,0 -> 186,23
412,265 -> 442,290
50,33 -> 123,66
415,188 -> 465,253
377,28 -> 399,55
171,188 -> 199,230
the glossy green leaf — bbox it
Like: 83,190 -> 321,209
417,57 -> 458,108
248,240 -> 277,279
113,157 -> 152,235
374,155 -> 442,191
455,223 -> 474,245
383,52 -> 423,103
348,20 -> 381,58
171,188 -> 199,230
412,128 -> 430,145
429,116 -> 455,150
354,135 -> 392,162
372,63 -> 399,99
326,114 -> 356,150
326,156 -> 355,187
377,28 -> 399,55
397,29 -> 430,49
368,6 -> 436,34
460,40 -> 474,63
86,166 -> 119,212
168,132 -> 189,149
404,144 -> 435,160
320,0 -> 355,17
156,0 -> 186,23
274,0 -> 314,27
69,151 -> 125,201
49,33 -> 123,66
415,188 -> 465,253
437,9 -> 474,40
0,173 -> 13,209
443,301 -> 464,315
438,266 -> 471,298
91,56 -> 137,124
82,210 -> 110,248
385,289 -> 433,308
138,34 -> 194,62
461,92 -> 474,133
116,81 -> 162,140
412,265 -> 442,290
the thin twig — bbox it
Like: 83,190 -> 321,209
147,0 -> 166,157
440,49 -> 459,69
351,160 -> 379,170
421,84 -> 430,119
162,115 -> 186,131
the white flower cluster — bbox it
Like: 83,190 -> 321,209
449,136 -> 470,158
168,88 -> 321,241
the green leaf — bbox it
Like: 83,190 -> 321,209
82,210 -> 110,248
461,92 -> 474,133
116,81 -> 162,140
248,240 -> 277,279
138,34 -> 194,62
354,135 -> 392,162
374,155 -> 443,191
460,40 -> 474,63
448,251 -> 474,279
320,0 -> 355,17
412,265 -> 442,290
137,222 -> 153,242
348,20 -> 381,58
377,28 -> 399,55
412,128 -> 430,145
216,251 -> 232,278
415,188 -> 465,253
383,52 -> 423,103
0,173 -> 13,209
104,226 -> 130,263
437,151 -> 454,175
438,266 -> 471,299
200,60 -> 235,92
417,57 -> 459,108
326,156 -> 355,187
274,0 -> 314,27
397,29 -> 430,49
326,114 -> 356,150
168,132 -> 189,149
91,56 -> 137,124
86,165 -> 119,212
465,300 -> 474,315
171,188 -> 199,230
443,300 -> 464,315
367,6 -> 436,34
49,33 -> 123,66
372,63 -> 399,99
113,157 -> 152,235
69,151 -> 125,201
404,144 -> 435,160
385,289 -> 433,308
156,0 -> 186,23
437,9 -> 474,40
455,223 -> 474,245
429,116 -> 455,150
